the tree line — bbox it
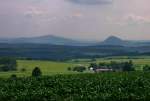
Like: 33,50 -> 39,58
0,57 -> 17,71
68,60 -> 134,72
89,60 -> 134,72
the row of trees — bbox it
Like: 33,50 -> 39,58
143,65 -> 150,71
68,66 -> 86,72
0,57 -> 42,77
0,57 -> 17,71
68,60 -> 134,73
89,60 -> 134,72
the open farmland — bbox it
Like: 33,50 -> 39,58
0,56 -> 150,78
70,56 -> 150,70
0,60 -> 81,78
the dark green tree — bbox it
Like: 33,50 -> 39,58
143,65 -> 150,71
67,67 -> 72,71
73,66 -> 86,72
0,57 -> 17,71
110,61 -> 122,70
122,60 -> 134,71
32,67 -> 42,77
88,63 -> 97,70
10,74 -> 17,80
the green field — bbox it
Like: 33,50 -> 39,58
0,60 -> 80,78
70,56 -> 150,70
0,56 -> 150,78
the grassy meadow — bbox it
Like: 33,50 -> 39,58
0,56 -> 150,78
0,60 -> 79,78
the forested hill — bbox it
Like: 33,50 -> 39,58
0,43 -> 149,60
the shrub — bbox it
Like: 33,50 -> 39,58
21,68 -> 26,72
73,66 -> 86,72
67,67 -> 72,71
10,74 -> 17,80
143,65 -> 150,71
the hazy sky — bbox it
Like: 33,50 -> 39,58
0,0 -> 150,41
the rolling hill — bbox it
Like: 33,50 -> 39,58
98,36 -> 150,47
0,35 -> 94,46
100,36 -> 127,46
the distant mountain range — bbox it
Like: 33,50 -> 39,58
0,35 -> 95,46
0,35 -> 150,46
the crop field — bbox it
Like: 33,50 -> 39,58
0,72 -> 150,100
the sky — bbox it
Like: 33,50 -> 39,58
0,0 -> 150,41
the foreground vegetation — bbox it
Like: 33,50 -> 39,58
0,72 -> 150,100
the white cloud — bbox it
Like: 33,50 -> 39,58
24,7 -> 48,18
107,14 -> 150,26
125,14 -> 150,24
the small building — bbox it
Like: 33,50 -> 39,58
90,67 -> 94,71
95,68 -> 113,73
